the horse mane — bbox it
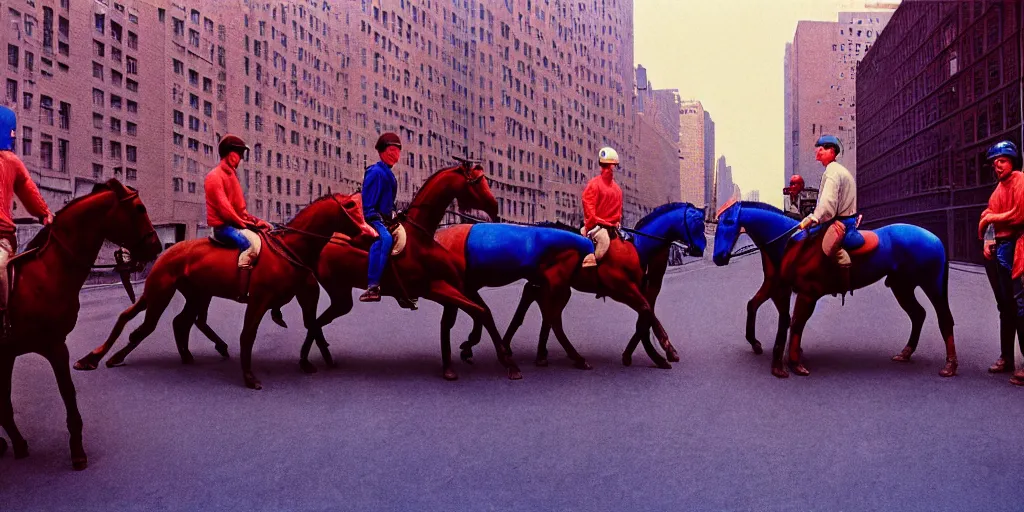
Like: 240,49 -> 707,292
535,220 -> 579,233
634,202 -> 695,231
23,181 -> 115,252
737,201 -> 787,216
408,163 -> 462,206
289,192 -> 356,226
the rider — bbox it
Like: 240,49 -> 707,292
783,174 -> 805,220
581,147 -> 623,267
977,140 -> 1024,384
797,134 -> 858,295
0,106 -> 53,338
358,132 -> 401,303
205,134 -> 271,303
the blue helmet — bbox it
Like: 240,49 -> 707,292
986,140 -> 1019,162
814,134 -> 843,155
0,106 -> 15,152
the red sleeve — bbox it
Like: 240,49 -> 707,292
12,158 -> 51,218
205,173 -> 248,227
582,180 -> 598,231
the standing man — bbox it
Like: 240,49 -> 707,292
0,106 -> 53,339
797,134 -> 858,295
783,174 -> 805,220
977,140 -> 1024,385
205,134 -> 271,303
581,147 -> 624,267
359,133 -> 401,302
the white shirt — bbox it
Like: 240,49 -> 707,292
808,161 -> 856,224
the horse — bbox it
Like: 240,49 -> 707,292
712,200 -> 957,379
1,179 -> 162,470
452,203 -> 707,370
290,161 -> 525,380
74,193 -> 374,390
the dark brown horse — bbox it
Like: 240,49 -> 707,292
293,161 -> 524,380
1,179 -> 162,470
74,193 -> 374,390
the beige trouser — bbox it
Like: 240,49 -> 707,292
0,238 -> 13,310
237,229 -> 261,268
581,226 -> 611,267
822,221 -> 851,267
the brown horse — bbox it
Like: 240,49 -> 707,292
74,193 -> 374,390
1,179 -> 162,470
293,161 -> 524,380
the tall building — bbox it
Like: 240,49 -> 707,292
703,110 -> 715,209
857,0 -> 1022,264
716,154 -> 735,207
785,9 -> 894,190
1,0 -> 660,242
678,100 -> 706,205
784,42 -> 794,184
634,65 -> 682,214
743,190 -> 760,202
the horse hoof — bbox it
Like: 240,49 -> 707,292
892,347 -> 913,363
507,369 -> 523,380
299,360 -> 317,374
751,342 -> 764,355
666,348 -> 680,363
621,353 -> 632,366
105,358 -> 126,368
180,353 -> 195,365
443,369 -> 458,381
325,358 -> 339,369
790,363 -> 810,376
271,311 -> 288,329
939,363 -> 958,378
13,440 -> 28,459
73,359 -> 98,371
655,360 -> 672,370
72,456 -> 88,471
535,358 -> 549,367
574,360 -> 593,371
215,344 -> 230,359
244,375 -> 263,390
460,349 -> 474,364
771,366 -> 789,379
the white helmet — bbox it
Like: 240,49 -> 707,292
598,147 -> 619,165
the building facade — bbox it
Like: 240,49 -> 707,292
678,99 -> 706,205
857,0 -> 1022,264
1,0 -> 668,242
634,65 -> 682,214
715,154 -> 735,207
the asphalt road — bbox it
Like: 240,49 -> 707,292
0,252 -> 1020,511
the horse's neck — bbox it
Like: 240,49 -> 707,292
406,173 -> 457,235
741,208 -> 796,263
282,209 -> 336,265
632,214 -> 674,267
37,196 -> 112,287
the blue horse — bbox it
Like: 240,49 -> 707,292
712,200 -> 957,378
451,202 -> 707,369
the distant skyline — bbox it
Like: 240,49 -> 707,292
635,0 -> 896,207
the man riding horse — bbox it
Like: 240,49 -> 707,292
797,134 -> 858,296
0,106 -> 53,339
205,134 -> 272,303
359,132 -> 403,304
977,140 -> 1024,385
581,147 -> 623,267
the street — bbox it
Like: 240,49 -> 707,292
1,252 -> 1020,511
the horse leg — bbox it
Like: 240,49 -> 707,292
536,320 -> 552,367
461,283 -> 536,363
74,295 -> 147,370
0,354 -> 27,459
770,289 -> 792,378
295,279 -> 329,374
194,296 -> 230,359
921,280 -> 958,377
745,278 -> 773,355
786,293 -> 817,377
298,288 -> 353,373
440,306 -> 459,380
239,301 -> 271,390
890,285 -> 926,363
536,286 -> 592,370
424,280 -> 522,380
609,285 -> 671,370
44,344 -> 87,470
171,298 -> 203,365
107,286 -> 176,367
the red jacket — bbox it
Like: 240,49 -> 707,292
582,168 -> 623,232
0,152 -> 51,236
205,162 -> 254,228
981,171 -> 1024,278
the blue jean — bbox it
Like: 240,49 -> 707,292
367,219 -> 393,287
213,225 -> 251,250
985,240 -> 1024,318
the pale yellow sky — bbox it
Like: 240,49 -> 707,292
635,0 -> 889,207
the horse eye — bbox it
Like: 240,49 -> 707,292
344,201 -> 356,209
136,204 -> 147,214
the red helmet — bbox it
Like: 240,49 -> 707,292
789,175 -> 805,188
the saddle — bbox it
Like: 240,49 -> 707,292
208,229 -> 263,262
806,215 -> 879,257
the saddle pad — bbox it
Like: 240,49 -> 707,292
390,223 -> 406,256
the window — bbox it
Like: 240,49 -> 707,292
110,94 -> 122,110
58,139 -> 68,173
5,80 -> 16,105
190,94 -> 199,110
188,116 -> 200,131
43,8 -> 54,52
173,18 -> 184,37
93,113 -> 103,129
111,21 -> 122,43
94,40 -> 105,58
173,110 -> 184,126
173,59 -> 184,74
126,122 -> 137,136
202,77 -> 212,92
22,128 -> 32,156
92,136 -> 103,155
24,52 -> 33,72
126,79 -> 138,92
127,31 -> 138,50
126,57 -> 137,75
127,100 -> 138,113
93,164 -> 103,179
173,177 -> 183,192
173,133 -> 183,146
188,182 -> 196,194
109,141 -> 122,159
189,29 -> 200,47
204,101 -> 212,117
110,70 -> 122,86
126,168 -> 137,181
95,13 -> 105,34
58,102 -> 70,130
92,62 -> 103,80
8,45 -> 19,70
40,141 -> 53,169
188,138 -> 199,151
109,117 -> 121,134
188,69 -> 198,85
126,145 -> 137,163
40,96 -> 53,126
190,9 -> 200,24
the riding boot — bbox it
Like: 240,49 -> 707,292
236,266 -> 253,304
359,285 -> 382,302
989,319 -> 1016,373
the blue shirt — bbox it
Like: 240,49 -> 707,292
361,160 -> 398,220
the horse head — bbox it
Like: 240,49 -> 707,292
291,192 -> 376,242
95,179 -> 163,265
712,199 -> 742,266
452,162 -> 499,221
678,204 -> 707,257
